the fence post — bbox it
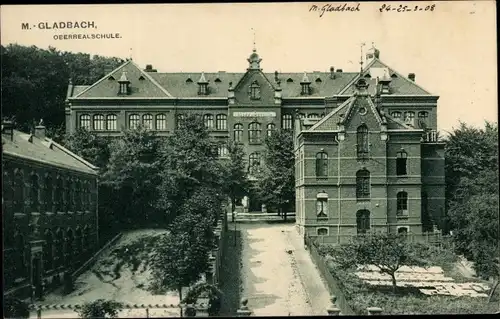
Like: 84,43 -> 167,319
37,307 -> 42,319
326,295 -> 341,316
236,298 -> 252,317
145,308 -> 149,318
367,307 -> 383,315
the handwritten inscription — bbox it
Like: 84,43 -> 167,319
309,3 -> 361,17
379,4 -> 436,12
233,112 -> 276,118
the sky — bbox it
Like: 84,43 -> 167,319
1,1 -> 497,133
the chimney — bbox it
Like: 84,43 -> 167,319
336,69 -> 343,73
274,70 -> 279,82
34,119 -> 46,139
1,120 -> 14,141
408,73 -> 415,81
330,66 -> 335,79
144,64 -> 157,72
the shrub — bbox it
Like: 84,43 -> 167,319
76,299 -> 123,318
4,297 -> 30,319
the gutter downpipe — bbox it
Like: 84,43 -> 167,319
335,134 -> 341,245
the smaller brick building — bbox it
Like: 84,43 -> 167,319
2,121 -> 99,300
294,76 -> 445,244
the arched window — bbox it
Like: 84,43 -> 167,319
30,173 -> 39,212
249,81 -> 261,100
397,191 -> 408,216
356,210 -> 370,234
418,111 -> 429,119
308,113 -> 320,119
266,123 -> 276,137
156,114 -> 167,131
404,111 -> 415,121
282,114 -> 293,130
391,111 -> 402,118
216,114 -> 227,130
203,114 -> 214,129
93,114 -> 105,131
217,144 -> 228,158
142,114 -> 153,129
316,192 -> 328,218
44,174 -> 53,212
13,169 -> 24,213
356,125 -> 369,160
298,113 -> 306,119
14,232 -> 27,278
316,152 -> 328,177
129,114 -> 140,129
356,169 -> 370,200
317,228 -> 328,236
234,123 -> 243,142
396,150 -> 408,176
43,230 -> 54,271
248,122 -> 261,143
80,114 -> 91,130
54,228 -> 64,268
249,152 -> 261,175
177,114 -> 185,129
106,114 -> 117,130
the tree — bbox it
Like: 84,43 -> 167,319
4,297 -> 29,318
445,122 -> 499,288
257,129 -> 295,220
222,141 -> 249,222
101,125 -> 164,227
150,211 -> 216,317
76,299 -> 123,318
63,128 -> 111,170
156,114 -> 225,221
329,232 -> 431,293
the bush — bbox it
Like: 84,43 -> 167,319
4,297 -> 30,319
76,299 -> 123,318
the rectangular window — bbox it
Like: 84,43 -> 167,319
156,114 -> 167,130
106,115 -> 117,130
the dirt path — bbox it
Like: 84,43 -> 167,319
239,223 -> 331,316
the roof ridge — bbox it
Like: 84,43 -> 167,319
73,60 -> 132,98
46,138 -> 99,170
130,61 -> 173,97
309,97 -> 354,131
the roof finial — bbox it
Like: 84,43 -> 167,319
360,42 -> 366,73
252,28 -> 256,52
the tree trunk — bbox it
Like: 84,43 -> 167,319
391,274 -> 397,294
178,287 -> 183,317
231,197 -> 235,223
489,278 -> 499,302
283,204 -> 287,222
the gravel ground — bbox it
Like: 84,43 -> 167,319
238,223 -> 331,316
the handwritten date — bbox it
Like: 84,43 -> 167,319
379,4 -> 436,12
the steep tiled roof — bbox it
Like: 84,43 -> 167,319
340,59 -> 431,96
69,58 -> 432,99
309,97 -> 355,131
2,130 -> 98,174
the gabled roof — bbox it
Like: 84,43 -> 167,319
73,60 -> 173,99
339,58 -> 432,96
309,97 -> 355,131
2,130 -> 98,175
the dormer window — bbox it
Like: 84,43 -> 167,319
186,78 -> 193,83
118,71 -> 130,95
139,75 -> 145,81
215,78 -> 222,83
250,81 -> 261,100
315,78 -> 322,83
108,76 -> 115,81
300,72 -> 311,95
287,78 -> 294,83
197,72 -> 209,95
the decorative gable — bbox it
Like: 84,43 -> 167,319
233,70 -> 275,105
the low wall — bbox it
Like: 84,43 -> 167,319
304,236 -> 354,315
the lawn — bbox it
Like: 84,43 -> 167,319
320,245 -> 499,315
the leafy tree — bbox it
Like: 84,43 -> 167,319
150,211 -> 216,317
1,44 -> 123,132
63,128 -> 111,170
76,299 -> 123,319
256,129 -> 295,220
328,232 -> 431,293
222,141 -> 250,222
102,125 -> 164,227
445,122 -> 499,287
156,114 -> 224,221
182,282 -> 223,317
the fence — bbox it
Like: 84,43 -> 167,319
28,303 -> 210,318
304,236 -> 354,315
